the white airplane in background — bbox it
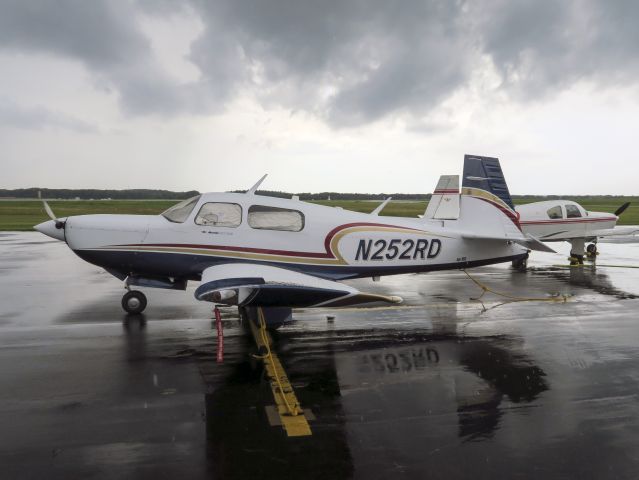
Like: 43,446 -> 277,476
34,155 -> 548,325
516,200 -> 636,265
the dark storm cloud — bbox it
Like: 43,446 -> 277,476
0,1 -> 146,65
0,0 -> 195,115
188,0 -> 474,124
471,0 -> 639,97
1,0 -> 639,125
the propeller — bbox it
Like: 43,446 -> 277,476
38,191 -> 65,229
614,202 -> 631,217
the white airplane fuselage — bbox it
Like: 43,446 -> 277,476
516,200 -> 617,242
37,192 -> 527,283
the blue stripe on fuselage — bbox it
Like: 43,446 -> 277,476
73,249 -> 528,282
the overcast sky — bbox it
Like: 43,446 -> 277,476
1,0 -> 639,195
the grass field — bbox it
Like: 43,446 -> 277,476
1,197 -> 638,231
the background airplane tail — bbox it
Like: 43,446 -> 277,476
423,175 -> 460,220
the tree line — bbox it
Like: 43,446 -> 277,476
0,188 -> 201,200
1,188 -> 635,202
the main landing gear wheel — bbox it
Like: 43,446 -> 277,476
122,290 -> 147,314
511,253 -> 529,270
586,243 -> 598,260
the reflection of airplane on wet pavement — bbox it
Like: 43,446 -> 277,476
199,311 -> 548,473
35,155 -> 548,321
335,335 -> 547,440
531,263 -> 638,300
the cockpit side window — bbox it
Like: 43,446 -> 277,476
195,203 -> 242,227
248,205 -> 305,232
547,205 -> 563,219
565,204 -> 582,218
161,195 -> 201,223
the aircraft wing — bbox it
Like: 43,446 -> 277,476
194,263 -> 403,308
458,232 -> 556,253
539,226 -> 639,241
588,226 -> 639,238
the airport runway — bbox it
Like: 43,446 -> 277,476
1,232 -> 639,479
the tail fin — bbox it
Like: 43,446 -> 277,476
454,155 -> 552,252
424,175 -> 460,220
462,154 -> 515,211
459,154 -> 522,232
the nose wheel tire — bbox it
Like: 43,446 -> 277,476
122,290 -> 147,314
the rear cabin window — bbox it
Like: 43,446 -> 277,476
565,204 -> 582,218
195,203 -> 242,227
248,205 -> 304,232
161,195 -> 201,223
547,206 -> 563,219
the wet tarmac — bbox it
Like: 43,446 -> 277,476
1,232 -> 639,479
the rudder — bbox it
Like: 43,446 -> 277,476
462,154 -> 515,211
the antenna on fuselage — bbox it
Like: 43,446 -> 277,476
247,174 -> 268,195
371,197 -> 392,216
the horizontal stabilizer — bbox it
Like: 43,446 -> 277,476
195,263 -> 402,308
424,175 -> 460,220
459,232 -> 555,253
517,235 -> 556,253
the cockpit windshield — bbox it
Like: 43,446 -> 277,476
161,195 -> 201,223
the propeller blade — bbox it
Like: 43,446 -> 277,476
614,202 -> 630,216
43,200 -> 57,221
38,190 -> 64,228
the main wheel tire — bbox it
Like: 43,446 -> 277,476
511,257 -> 528,270
586,243 -> 597,254
122,290 -> 147,314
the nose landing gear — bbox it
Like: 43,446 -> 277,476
122,290 -> 147,314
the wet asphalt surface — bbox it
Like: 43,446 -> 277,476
1,233 -> 639,479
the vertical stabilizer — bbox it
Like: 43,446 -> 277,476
424,175 -> 460,220
462,155 -> 515,211
460,154 -> 520,231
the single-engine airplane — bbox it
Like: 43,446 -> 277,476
515,197 -> 637,266
35,155 -> 549,326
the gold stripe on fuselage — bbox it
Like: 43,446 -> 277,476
95,225 -> 452,266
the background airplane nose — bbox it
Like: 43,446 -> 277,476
34,220 -> 65,241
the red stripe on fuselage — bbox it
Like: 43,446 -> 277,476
323,222 -> 422,256
139,243 -> 332,258
520,217 -> 616,226
113,222 -> 422,260
472,197 -> 522,231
